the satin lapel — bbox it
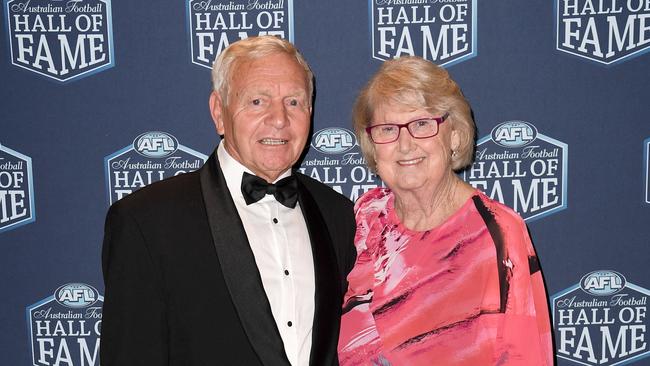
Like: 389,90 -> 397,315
199,153 -> 291,366
296,179 -> 341,366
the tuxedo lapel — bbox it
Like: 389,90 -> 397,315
296,177 -> 341,366
199,153 -> 291,366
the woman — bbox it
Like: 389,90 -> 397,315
338,57 -> 553,366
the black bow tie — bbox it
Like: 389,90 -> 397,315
241,172 -> 298,208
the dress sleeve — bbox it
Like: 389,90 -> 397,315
500,212 -> 553,366
521,223 -> 554,366
100,204 -> 168,366
338,196 -> 387,365
341,200 -> 376,312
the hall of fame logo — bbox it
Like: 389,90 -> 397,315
299,127 -> 383,201
0,143 -> 35,233
553,270 -> 649,365
462,120 -> 568,222
3,0 -> 114,82
104,131 -> 208,205
27,283 -> 104,366
555,0 -> 650,65
369,0 -> 477,66
186,0 -> 294,69
643,137 -> 650,203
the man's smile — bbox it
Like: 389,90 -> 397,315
259,138 -> 288,145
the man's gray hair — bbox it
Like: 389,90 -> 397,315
211,36 -> 314,106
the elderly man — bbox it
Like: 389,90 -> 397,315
100,36 -> 356,366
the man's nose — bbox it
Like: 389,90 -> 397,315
266,101 -> 289,128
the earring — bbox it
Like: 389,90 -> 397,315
451,150 -> 458,158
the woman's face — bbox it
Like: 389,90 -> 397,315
371,103 -> 458,194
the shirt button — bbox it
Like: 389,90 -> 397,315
284,269 -> 289,276
287,321 -> 293,327
272,218 -> 278,224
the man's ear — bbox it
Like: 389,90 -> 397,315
209,91 -> 225,135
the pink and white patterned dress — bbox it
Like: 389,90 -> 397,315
338,188 -> 552,366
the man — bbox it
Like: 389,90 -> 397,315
100,36 -> 356,366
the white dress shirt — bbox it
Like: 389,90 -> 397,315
217,143 -> 315,366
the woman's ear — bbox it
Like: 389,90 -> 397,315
451,129 -> 461,153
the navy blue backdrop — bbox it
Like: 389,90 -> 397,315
2,1 -> 649,365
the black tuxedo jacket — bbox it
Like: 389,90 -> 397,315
100,152 -> 356,366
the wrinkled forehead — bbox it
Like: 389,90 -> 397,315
230,54 -> 310,96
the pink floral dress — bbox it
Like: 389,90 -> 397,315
338,188 -> 552,366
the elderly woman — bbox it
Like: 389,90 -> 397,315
337,57 -> 552,366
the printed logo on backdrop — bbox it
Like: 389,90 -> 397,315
553,270 -> 649,365
643,138 -> 650,203
187,0 -> 294,69
299,127 -> 384,201
462,121 -> 568,222
3,0 -> 114,82
369,0 -> 477,66
556,0 -> 650,65
104,132 -> 208,205
0,143 -> 35,233
27,283 -> 103,366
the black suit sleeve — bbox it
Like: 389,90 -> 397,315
100,203 -> 168,366
337,200 -> 357,287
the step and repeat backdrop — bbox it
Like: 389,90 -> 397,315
2,1 -> 650,365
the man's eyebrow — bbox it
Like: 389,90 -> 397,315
283,89 -> 308,98
237,89 -> 272,100
236,84 -> 308,99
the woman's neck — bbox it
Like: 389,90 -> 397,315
394,173 -> 474,231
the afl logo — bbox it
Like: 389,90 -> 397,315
491,121 -> 537,148
580,270 -> 626,296
311,128 -> 356,154
133,132 -> 178,158
54,283 -> 99,308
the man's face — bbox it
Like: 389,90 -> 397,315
210,53 -> 312,182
